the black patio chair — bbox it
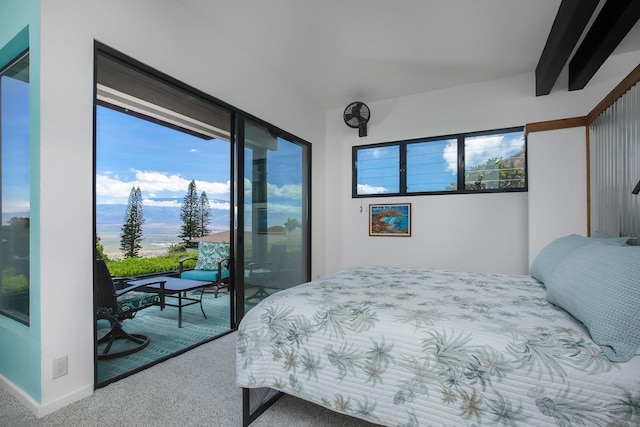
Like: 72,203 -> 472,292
94,259 -> 165,359
245,244 -> 286,301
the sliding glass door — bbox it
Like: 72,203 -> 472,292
93,44 -> 311,386
94,45 -> 233,386
239,118 -> 310,312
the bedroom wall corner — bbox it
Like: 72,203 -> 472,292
527,126 -> 588,267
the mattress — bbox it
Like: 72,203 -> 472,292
236,266 -> 640,426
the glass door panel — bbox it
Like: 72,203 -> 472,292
241,119 -> 309,309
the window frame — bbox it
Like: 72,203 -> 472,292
352,126 -> 527,198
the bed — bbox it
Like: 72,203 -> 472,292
237,236 -> 640,426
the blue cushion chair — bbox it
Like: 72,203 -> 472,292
95,259 -> 165,359
179,242 -> 231,298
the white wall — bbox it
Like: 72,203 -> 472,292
323,53 -> 640,276
527,127 -> 588,266
36,0 -> 324,416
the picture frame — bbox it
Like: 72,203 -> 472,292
369,203 -> 411,236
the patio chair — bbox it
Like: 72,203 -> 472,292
245,244 -> 286,300
94,259 -> 165,359
179,242 -> 231,298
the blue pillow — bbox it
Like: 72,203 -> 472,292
530,234 -> 628,284
545,244 -> 640,362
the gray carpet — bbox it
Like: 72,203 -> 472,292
1,331 -> 379,426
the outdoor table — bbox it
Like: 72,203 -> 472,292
129,276 -> 212,328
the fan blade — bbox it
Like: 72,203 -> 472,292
348,109 -> 365,122
354,103 -> 369,121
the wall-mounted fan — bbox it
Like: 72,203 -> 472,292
343,101 -> 370,137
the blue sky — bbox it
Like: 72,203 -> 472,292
96,106 -> 231,210
96,106 -> 305,232
1,74 -> 30,217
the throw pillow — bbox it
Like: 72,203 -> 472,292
530,234 -> 628,284
195,242 -> 230,270
545,244 -> 640,362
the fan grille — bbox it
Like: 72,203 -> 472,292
344,102 -> 370,128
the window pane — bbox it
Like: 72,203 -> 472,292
356,146 -> 399,195
0,52 -> 30,324
464,130 -> 525,190
407,139 -> 457,192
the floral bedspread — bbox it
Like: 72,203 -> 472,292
236,266 -> 640,426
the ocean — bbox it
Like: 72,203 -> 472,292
96,202 -> 229,259
383,216 -> 408,231
98,225 -> 183,259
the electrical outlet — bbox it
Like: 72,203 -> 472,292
52,355 -> 68,379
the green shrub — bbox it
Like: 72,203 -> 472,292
96,235 -> 110,262
167,243 -> 187,255
1,274 -> 29,294
106,253 -> 197,277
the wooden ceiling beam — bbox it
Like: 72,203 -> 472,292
569,0 -> 640,91
535,0 -> 599,96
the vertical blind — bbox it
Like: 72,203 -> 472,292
590,82 -> 639,243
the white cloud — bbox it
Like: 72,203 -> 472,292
242,202 -> 302,219
243,178 -> 302,200
96,174 -> 139,202
268,182 -> 301,199
141,197 -> 229,210
209,200 -> 231,211
96,169 -> 230,203
2,200 -> 30,213
197,180 -> 231,196
357,183 -> 388,194
443,140 -> 458,174
465,136 -> 502,168
133,170 -> 192,192
142,198 -> 181,208
443,134 -> 524,172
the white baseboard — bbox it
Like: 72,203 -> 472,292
0,375 -> 93,418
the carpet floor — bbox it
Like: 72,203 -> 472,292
1,332 -> 380,426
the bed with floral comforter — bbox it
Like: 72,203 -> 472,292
236,265 -> 640,426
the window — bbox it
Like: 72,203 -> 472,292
353,127 -> 526,197
0,50 -> 30,325
354,145 -> 399,194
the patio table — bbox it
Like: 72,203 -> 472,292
129,276 -> 212,328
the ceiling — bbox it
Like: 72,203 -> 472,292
178,0 -> 640,111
